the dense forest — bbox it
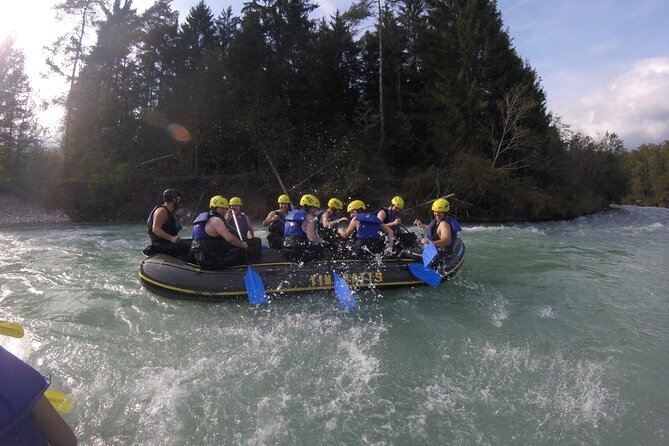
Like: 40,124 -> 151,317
1,0 -> 667,222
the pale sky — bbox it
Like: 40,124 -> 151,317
2,0 -> 668,149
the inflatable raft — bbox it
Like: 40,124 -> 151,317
139,239 -> 465,301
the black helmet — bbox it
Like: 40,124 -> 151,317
163,188 -> 184,204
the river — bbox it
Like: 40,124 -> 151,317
1,205 -> 668,445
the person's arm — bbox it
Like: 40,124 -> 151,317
338,219 -> 358,239
262,211 -> 277,226
245,215 -> 254,238
152,207 -> 180,243
29,395 -> 77,446
432,221 -> 452,248
386,216 -> 401,229
320,211 -> 330,229
305,216 -> 324,243
212,218 -> 247,249
380,223 -> 394,254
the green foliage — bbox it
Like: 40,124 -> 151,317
3,0 -> 655,220
622,141 -> 669,206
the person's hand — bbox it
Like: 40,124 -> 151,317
414,219 -> 423,226
272,214 -> 279,222
242,241 -> 248,249
384,246 -> 393,256
420,237 -> 430,245
339,217 -> 349,224
171,235 -> 181,244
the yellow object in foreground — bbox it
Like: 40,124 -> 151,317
45,389 -> 73,414
0,321 -> 25,338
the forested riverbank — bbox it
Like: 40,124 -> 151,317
1,1 -> 668,222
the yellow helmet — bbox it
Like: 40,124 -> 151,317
431,198 -> 450,213
299,194 -> 321,208
391,195 -> 405,210
278,194 -> 291,204
327,198 -> 344,210
347,199 -> 366,213
210,195 -> 229,209
229,196 -> 243,206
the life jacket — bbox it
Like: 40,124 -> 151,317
191,211 -> 226,240
284,210 -> 307,238
227,212 -> 249,240
147,205 -> 179,243
0,346 -> 50,445
377,207 -> 398,225
355,213 -> 383,239
190,211 -> 232,253
268,209 -> 287,237
427,215 -> 461,250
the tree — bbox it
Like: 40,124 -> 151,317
46,0 -> 101,172
0,37 -> 41,177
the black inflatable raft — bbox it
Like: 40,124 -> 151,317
139,239 -> 465,301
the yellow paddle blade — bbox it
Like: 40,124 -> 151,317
45,389 -> 73,414
0,321 -> 24,338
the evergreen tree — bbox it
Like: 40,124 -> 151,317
0,37 -> 40,178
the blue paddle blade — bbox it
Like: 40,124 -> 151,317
423,243 -> 438,267
245,266 -> 268,304
333,272 -> 358,310
408,263 -> 443,287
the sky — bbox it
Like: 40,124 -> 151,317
1,0 -> 668,149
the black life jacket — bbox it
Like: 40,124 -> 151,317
147,205 -> 179,243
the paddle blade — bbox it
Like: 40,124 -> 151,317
333,273 -> 358,310
423,243 -> 438,267
408,263 -> 443,287
245,266 -> 268,304
45,389 -> 73,414
0,321 -> 24,338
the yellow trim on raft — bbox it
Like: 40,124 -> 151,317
139,272 -> 427,297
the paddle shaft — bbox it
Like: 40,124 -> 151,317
230,211 -> 251,264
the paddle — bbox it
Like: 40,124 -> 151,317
231,211 -> 268,304
408,262 -> 443,287
0,321 -> 25,338
333,272 -> 358,310
45,389 -> 73,414
423,243 -> 438,267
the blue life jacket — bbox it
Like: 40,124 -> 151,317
268,209 -> 287,237
284,210 -> 307,237
147,205 -> 179,243
0,346 -> 50,445
377,207 -> 398,224
427,215 -> 461,249
356,213 -> 383,239
192,211 -> 226,240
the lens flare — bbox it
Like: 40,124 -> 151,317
167,123 -> 192,143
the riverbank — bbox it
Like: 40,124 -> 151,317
0,193 -> 71,226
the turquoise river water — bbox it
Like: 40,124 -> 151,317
1,205 -> 668,445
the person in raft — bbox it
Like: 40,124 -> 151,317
282,194 -> 325,262
316,197 -> 349,254
376,195 -> 417,251
0,345 -> 77,446
144,188 -> 192,259
412,198 -> 462,266
338,200 -> 394,258
225,196 -> 263,262
189,196 -> 249,269
262,194 -> 291,249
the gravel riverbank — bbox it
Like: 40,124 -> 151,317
0,193 -> 71,226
